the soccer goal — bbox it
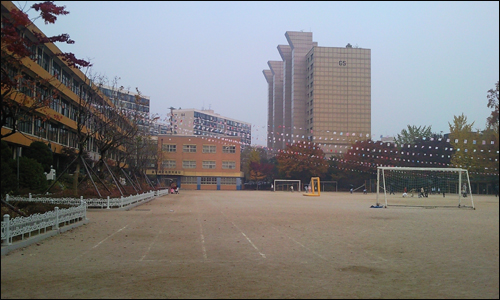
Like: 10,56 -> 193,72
274,179 -> 301,192
304,177 -> 320,196
320,181 -> 338,192
376,167 -> 474,209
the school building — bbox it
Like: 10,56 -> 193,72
146,135 -> 244,190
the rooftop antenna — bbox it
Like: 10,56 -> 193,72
209,103 -> 211,110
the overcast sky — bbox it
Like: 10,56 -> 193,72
18,1 -> 499,146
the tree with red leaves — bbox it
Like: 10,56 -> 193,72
1,1 -> 91,140
275,141 -> 328,183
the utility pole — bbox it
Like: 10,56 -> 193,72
169,106 -> 175,135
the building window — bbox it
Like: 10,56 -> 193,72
222,145 -> 236,153
51,60 -> 61,78
42,53 -> 50,72
34,119 -> 46,139
203,145 -> 216,153
162,144 -> 176,152
59,127 -> 69,145
162,160 -> 176,169
18,113 -> 32,134
201,177 -> 217,185
183,144 -> 197,153
50,97 -> 61,113
181,176 -> 197,184
222,161 -> 236,169
61,70 -> 71,88
47,123 -> 58,142
221,177 -> 237,185
202,161 -> 216,169
182,160 -> 196,169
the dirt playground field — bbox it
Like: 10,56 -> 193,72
1,190 -> 499,299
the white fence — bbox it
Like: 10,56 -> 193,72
1,189 -> 170,252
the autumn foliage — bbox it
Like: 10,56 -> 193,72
275,141 -> 328,182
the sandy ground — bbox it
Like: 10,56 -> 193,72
1,191 -> 498,299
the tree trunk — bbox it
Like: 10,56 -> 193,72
73,161 -> 80,197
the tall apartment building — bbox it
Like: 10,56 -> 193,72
264,31 -> 371,155
169,108 -> 251,148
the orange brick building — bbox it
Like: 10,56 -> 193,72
146,135 -> 244,190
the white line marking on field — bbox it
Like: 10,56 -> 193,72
272,226 -> 327,261
74,224 -> 129,260
220,211 -> 266,259
93,224 -> 129,249
140,228 -> 163,261
197,218 -> 208,260
195,197 -> 208,260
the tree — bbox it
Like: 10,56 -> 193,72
126,133 -> 159,190
1,140 -> 17,197
18,157 -> 47,192
248,157 -> 274,186
91,78 -> 145,191
241,146 -> 268,182
332,139 -> 396,190
486,81 -> 499,133
23,141 -> 53,172
1,1 -> 91,140
275,141 -> 328,183
448,114 -> 478,171
485,81 -> 499,178
394,125 -> 433,145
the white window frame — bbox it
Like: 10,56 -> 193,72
203,144 -> 216,153
182,160 -> 196,169
202,160 -> 216,169
162,160 -> 176,169
223,145 -> 236,153
183,144 -> 197,153
162,144 -> 176,152
222,161 -> 236,169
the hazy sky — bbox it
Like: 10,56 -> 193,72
19,1 -> 499,146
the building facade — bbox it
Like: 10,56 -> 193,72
169,108 -> 251,148
1,1 -> 133,165
264,31 -> 371,155
146,135 -> 244,190
99,85 -> 151,134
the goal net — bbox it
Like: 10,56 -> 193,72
376,167 -> 474,209
274,179 -> 301,192
320,181 -> 338,192
304,177 -> 320,196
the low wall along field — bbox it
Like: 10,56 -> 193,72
1,190 -> 498,298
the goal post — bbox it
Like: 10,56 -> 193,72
303,177 -> 320,196
376,167 -> 474,209
320,181 -> 338,192
274,179 -> 301,192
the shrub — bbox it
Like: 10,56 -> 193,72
18,157 -> 48,193
23,141 -> 53,173
1,141 -> 18,197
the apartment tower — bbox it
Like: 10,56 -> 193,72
264,31 -> 371,155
